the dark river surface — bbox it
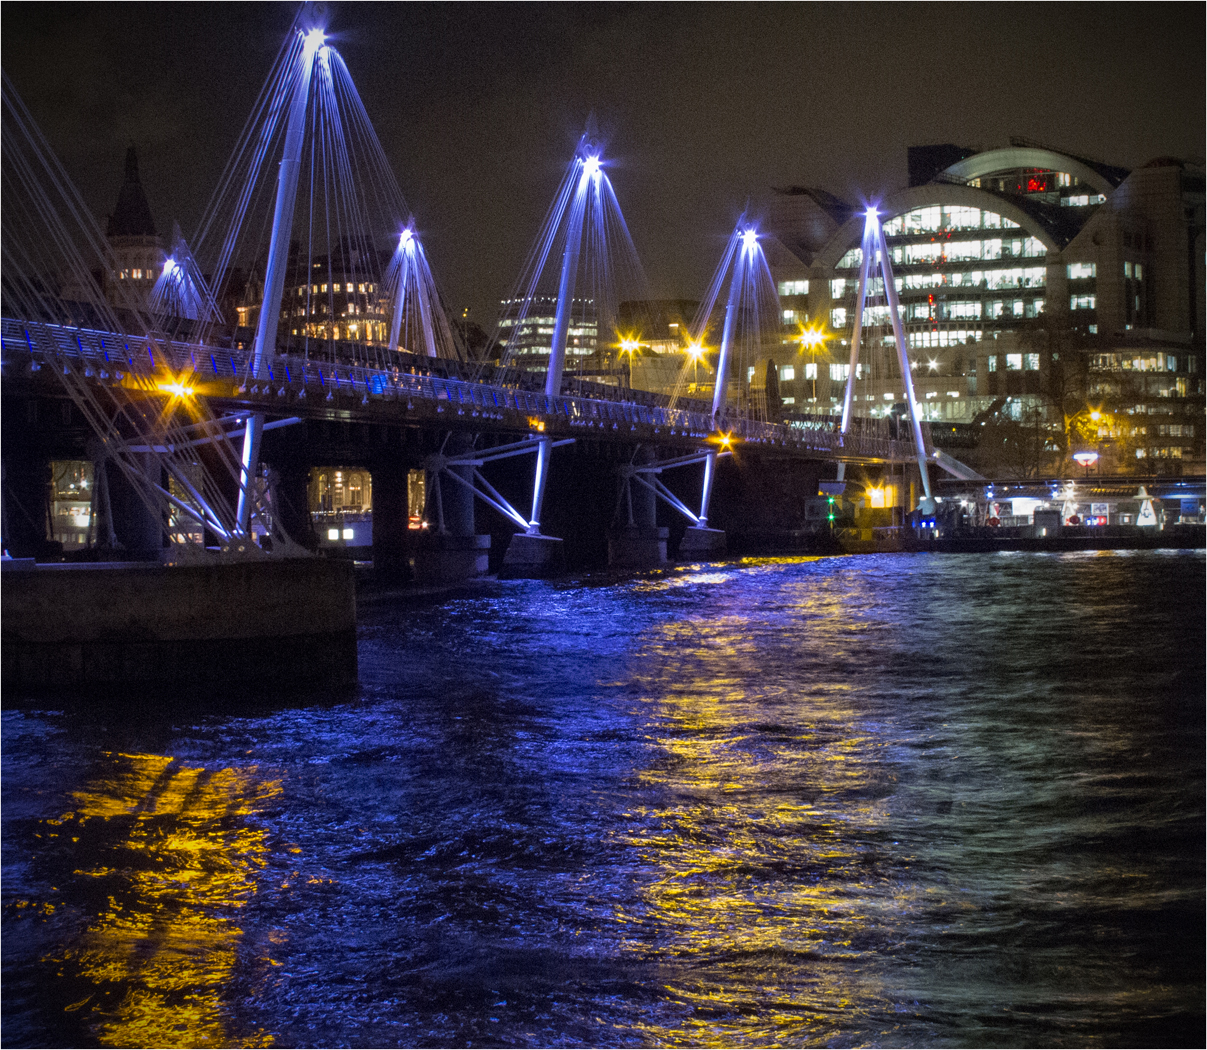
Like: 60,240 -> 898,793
3,550 -> 1204,1048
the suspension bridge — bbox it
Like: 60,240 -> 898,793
2,15 -> 949,602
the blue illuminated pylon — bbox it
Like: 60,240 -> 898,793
515,136 -> 605,535
837,208 -> 932,502
691,217 -> 776,527
386,225 -> 449,357
236,26 -> 327,535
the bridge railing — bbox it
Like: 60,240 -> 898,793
2,317 -> 926,463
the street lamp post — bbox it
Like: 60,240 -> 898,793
686,340 -> 705,393
619,335 -> 639,390
798,324 -> 827,405
1072,450 -> 1099,478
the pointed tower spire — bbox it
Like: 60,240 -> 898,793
107,145 -> 157,238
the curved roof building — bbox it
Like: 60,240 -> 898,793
764,140 -> 1205,472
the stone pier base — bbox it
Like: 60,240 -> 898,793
677,526 -> 727,559
500,533 -> 564,579
411,533 -> 491,586
607,526 -> 669,570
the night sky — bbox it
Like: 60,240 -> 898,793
4,3 -> 1203,326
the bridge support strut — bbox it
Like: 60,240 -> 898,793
837,208 -> 933,510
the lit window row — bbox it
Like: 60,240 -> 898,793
1070,295 -> 1097,310
897,238 -> 1046,264
882,206 -> 1022,235
295,282 -> 375,295
1136,447 -> 1188,459
1124,261 -> 1144,279
116,266 -> 160,281
1090,353 -> 1181,372
1060,194 -> 1107,207
778,279 -> 809,296
831,266 -> 1046,298
836,240 -> 1046,268
832,298 -> 1044,329
987,353 -> 1041,371
1067,262 -> 1096,279
908,330 -> 983,348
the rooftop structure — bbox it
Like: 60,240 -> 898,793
103,146 -> 166,308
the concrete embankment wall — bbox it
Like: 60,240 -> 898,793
2,557 -> 356,694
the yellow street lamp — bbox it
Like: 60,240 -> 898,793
797,323 -> 829,402
615,333 -> 641,389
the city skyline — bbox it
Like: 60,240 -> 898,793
3,2 -> 1204,328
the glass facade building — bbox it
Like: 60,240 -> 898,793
764,142 -> 1205,473
497,296 -> 597,363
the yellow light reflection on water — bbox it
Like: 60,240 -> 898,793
615,565 -> 912,1045
38,751 -> 281,1047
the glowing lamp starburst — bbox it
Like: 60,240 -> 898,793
741,228 -> 758,253
302,27 -> 327,54
798,326 -> 826,351
582,155 -> 601,178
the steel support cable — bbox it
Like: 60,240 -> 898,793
485,147 -> 582,380
195,30 -> 303,323
2,93 -> 274,547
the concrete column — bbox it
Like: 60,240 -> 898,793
371,458 -> 411,579
442,436 -> 477,537
1,451 -> 52,559
108,454 -> 165,559
269,460 -> 319,552
413,434 -> 490,584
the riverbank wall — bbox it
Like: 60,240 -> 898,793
1,557 -> 356,695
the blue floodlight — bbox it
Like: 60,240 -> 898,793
302,27 -> 327,54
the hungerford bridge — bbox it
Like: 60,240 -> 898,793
1,21 -> 966,584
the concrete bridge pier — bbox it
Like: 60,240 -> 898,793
267,459 -> 319,552
107,453 -> 166,559
413,437 -> 490,585
607,448 -> 668,569
370,457 -> 411,580
500,531 -> 564,579
678,523 -> 726,559
500,438 -> 564,579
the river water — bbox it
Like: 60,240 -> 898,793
3,550 -> 1204,1048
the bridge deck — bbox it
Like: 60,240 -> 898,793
2,317 -> 925,464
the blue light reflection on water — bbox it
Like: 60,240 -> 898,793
2,551 -> 1204,1047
